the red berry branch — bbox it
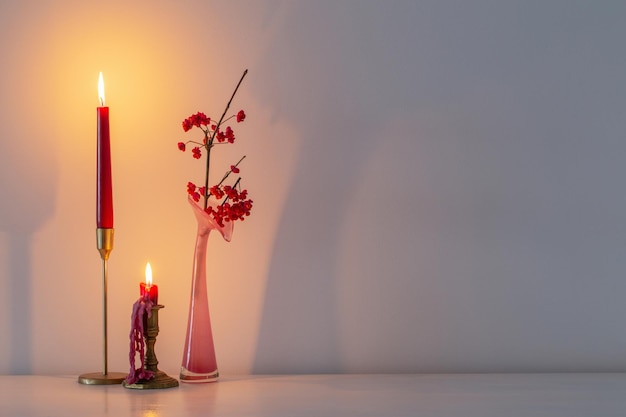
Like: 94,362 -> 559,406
177,70 -> 253,227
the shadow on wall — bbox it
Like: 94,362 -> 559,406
0,121 -> 58,375
0,3 -> 59,374
251,2 -> 416,373
251,0 -> 626,373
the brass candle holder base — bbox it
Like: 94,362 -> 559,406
123,304 -> 179,390
78,371 -> 128,385
78,228 -> 125,385
122,370 -> 179,390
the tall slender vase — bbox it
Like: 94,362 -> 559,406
180,197 -> 233,383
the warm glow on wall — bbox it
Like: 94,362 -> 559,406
0,2 -> 229,375
3,0 -> 291,377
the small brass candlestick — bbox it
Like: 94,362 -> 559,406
123,304 -> 179,389
78,228 -> 126,385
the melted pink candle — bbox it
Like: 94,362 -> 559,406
125,263 -> 158,384
125,295 -> 154,385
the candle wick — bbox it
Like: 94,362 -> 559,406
99,97 -> 104,107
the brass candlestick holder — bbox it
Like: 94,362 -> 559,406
123,304 -> 179,389
78,228 -> 127,385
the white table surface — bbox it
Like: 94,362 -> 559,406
1,373 -> 626,416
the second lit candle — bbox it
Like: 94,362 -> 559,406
140,262 -> 158,304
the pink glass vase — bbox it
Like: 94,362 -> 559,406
180,196 -> 233,383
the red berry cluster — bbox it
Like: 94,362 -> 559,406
206,186 -> 253,227
186,182 -> 205,203
176,73 -> 252,228
215,126 -> 236,144
177,110 -> 246,158
182,112 -> 211,132
186,178 -> 253,227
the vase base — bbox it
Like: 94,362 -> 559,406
179,367 -> 219,383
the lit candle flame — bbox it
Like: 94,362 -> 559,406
98,72 -> 105,106
145,262 -> 152,287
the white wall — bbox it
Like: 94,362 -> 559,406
1,0 -> 626,375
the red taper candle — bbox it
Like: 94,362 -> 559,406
97,72 -> 113,228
